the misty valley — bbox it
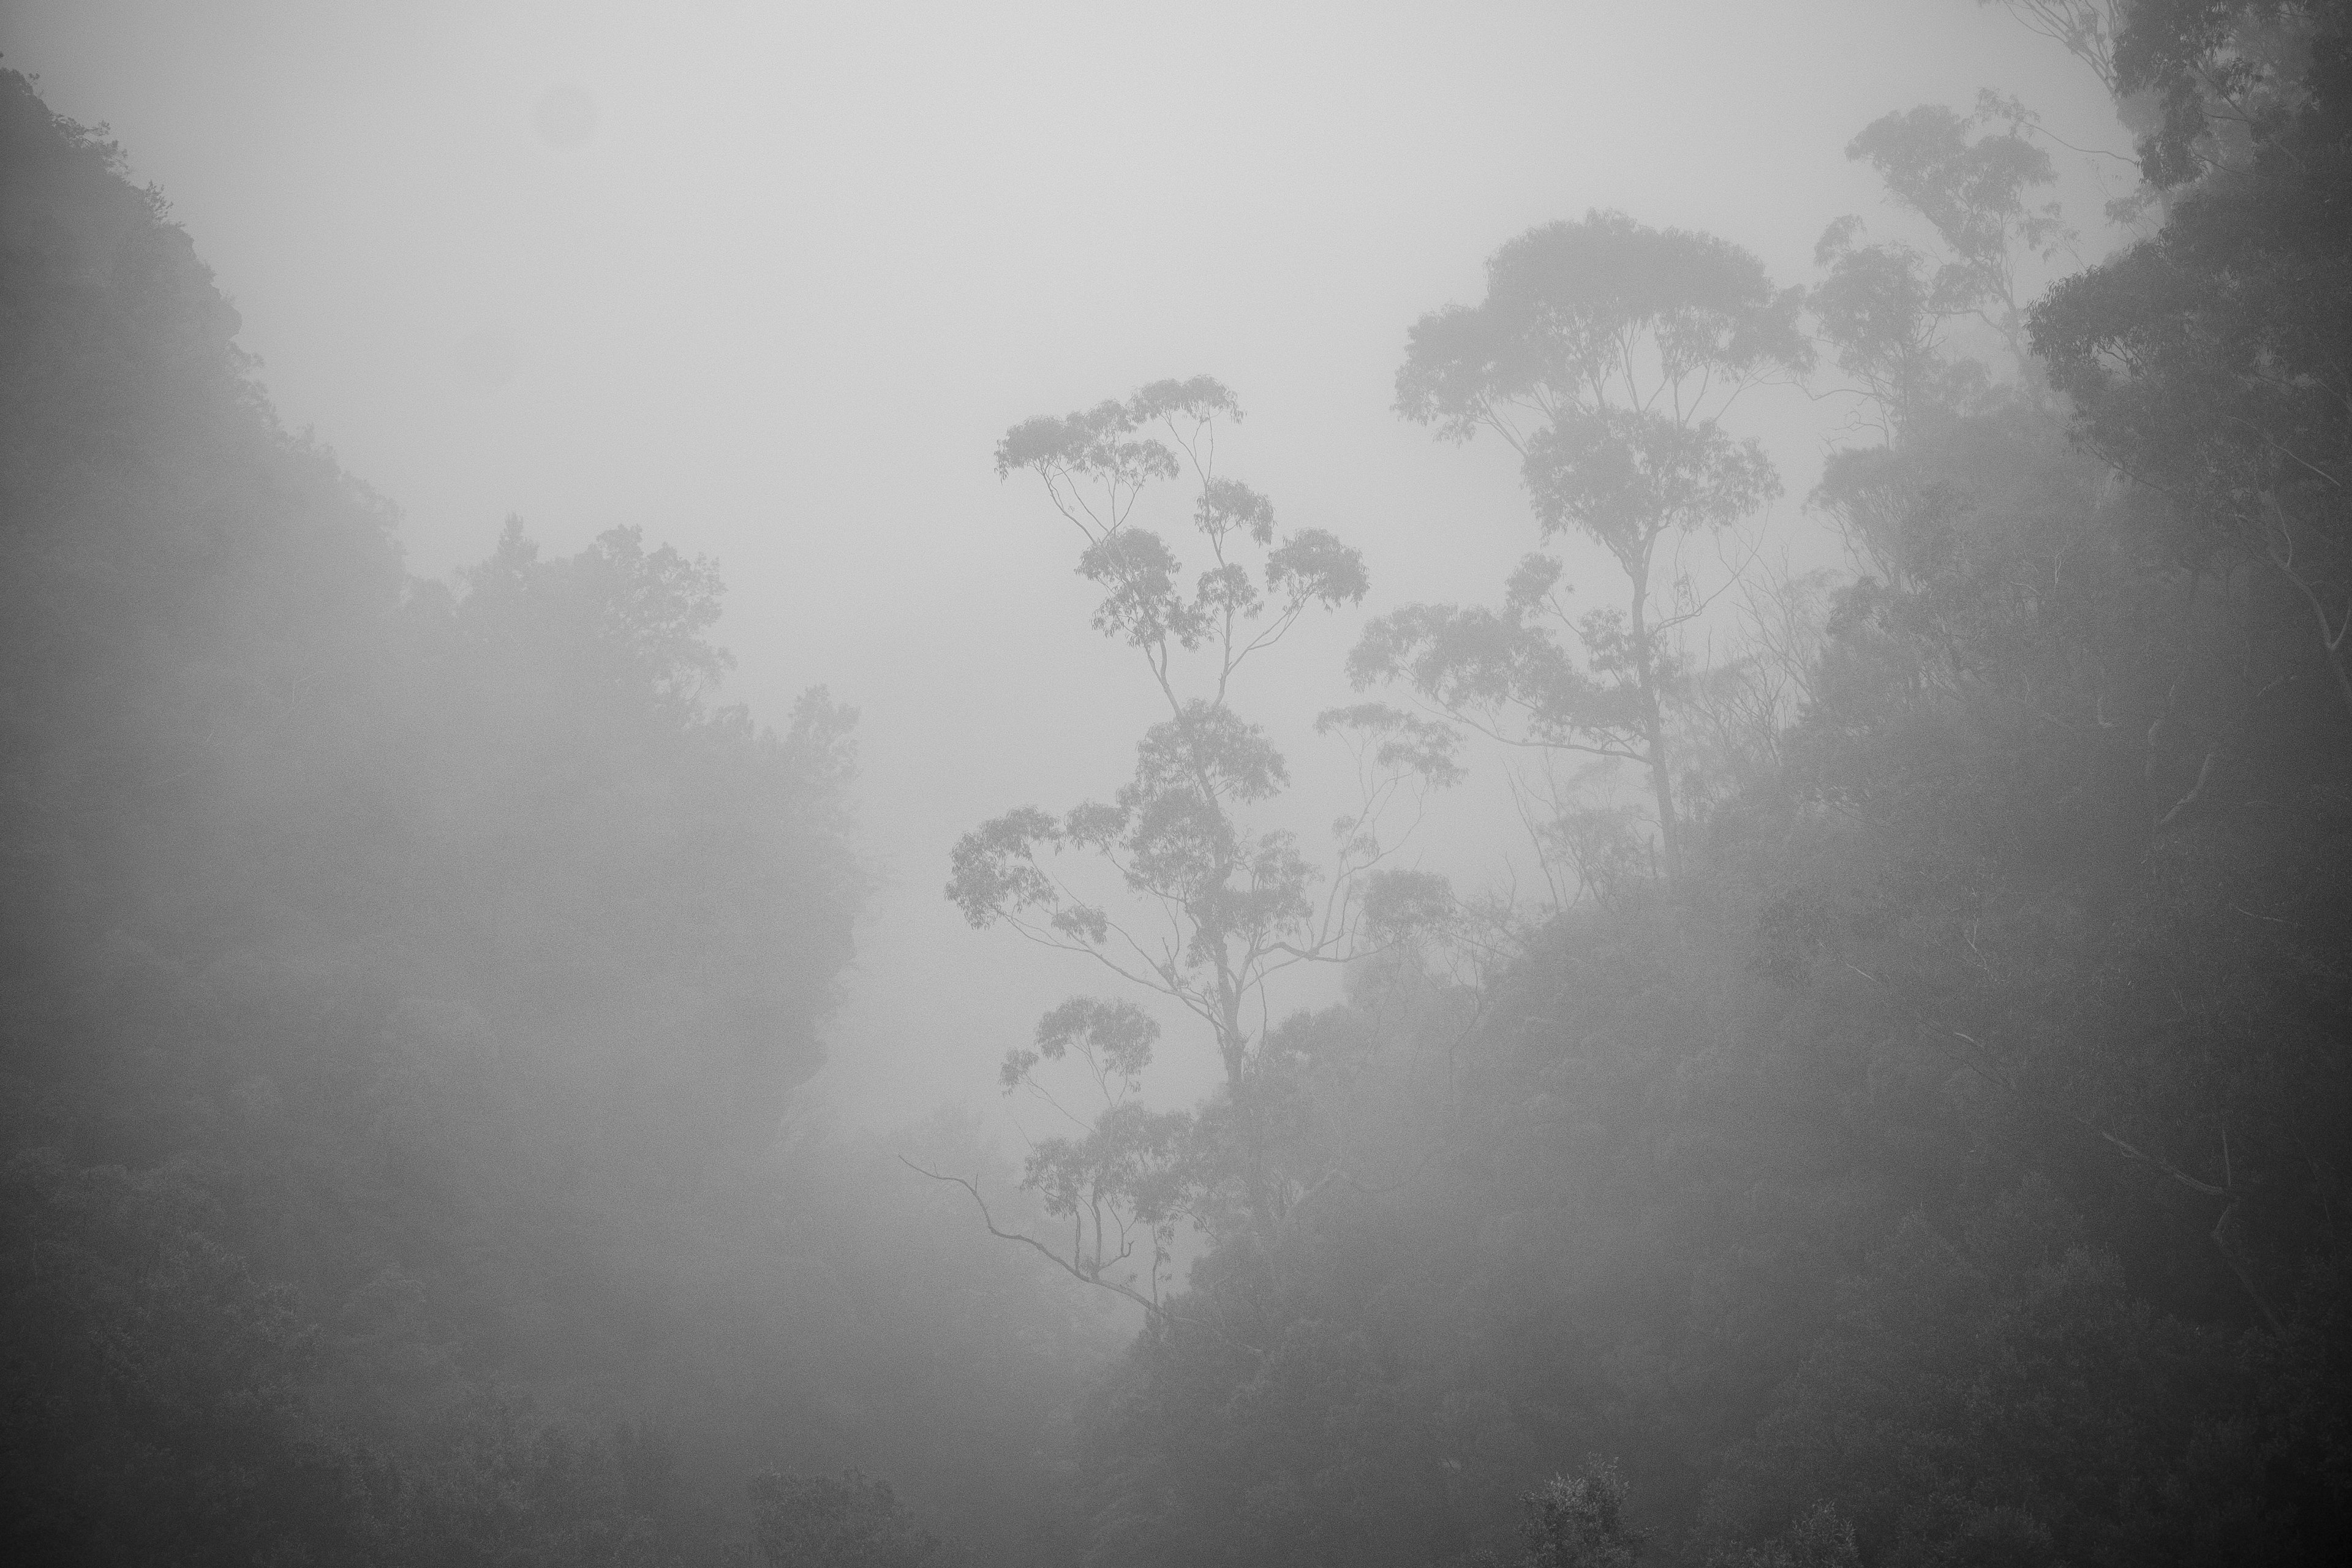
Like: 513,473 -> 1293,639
2,3 -> 2349,1566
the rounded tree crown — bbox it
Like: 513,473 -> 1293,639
1397,210 -> 1809,438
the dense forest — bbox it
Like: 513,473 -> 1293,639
4,2 -> 2350,1565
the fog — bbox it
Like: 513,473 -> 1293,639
7,1 -> 2348,1564
10,0 -> 2119,1126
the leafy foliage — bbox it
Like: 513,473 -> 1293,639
2034,0 -> 2352,711
1371,213 -> 1807,873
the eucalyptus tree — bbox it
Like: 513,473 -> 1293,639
1842,92 -> 2073,372
1807,88 -> 2070,438
1809,93 -> 2075,584
932,377 -> 1452,1315
1357,212 -> 1808,877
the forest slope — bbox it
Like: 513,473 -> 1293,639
0,69 -> 1098,1567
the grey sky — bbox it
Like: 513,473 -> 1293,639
4,0 -> 2125,1127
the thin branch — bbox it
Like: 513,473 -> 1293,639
900,1158 -> 1171,1319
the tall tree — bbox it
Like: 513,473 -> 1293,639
1809,89 -> 2078,584
1841,92 -> 2074,372
1359,212 -> 1807,876
939,378 -> 1450,1311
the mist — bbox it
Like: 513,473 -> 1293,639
4,1 -> 2348,1564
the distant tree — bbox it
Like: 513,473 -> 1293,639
1361,212 -> 1807,876
1840,92 -> 2073,371
1808,91 -> 2074,584
1809,216 -> 1958,450
935,377 -> 1453,1311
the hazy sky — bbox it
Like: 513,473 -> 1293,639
4,1 -> 2126,1128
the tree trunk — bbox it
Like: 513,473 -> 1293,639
1629,555 -> 1681,878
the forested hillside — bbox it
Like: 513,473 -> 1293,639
0,67 -> 1103,1566
948,6 -> 2352,1566
5,2 -> 2351,1566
